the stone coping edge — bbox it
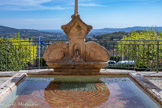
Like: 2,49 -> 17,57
26,71 -> 130,75
129,73 -> 162,106
0,73 -> 27,102
0,70 -> 161,107
25,69 -> 133,75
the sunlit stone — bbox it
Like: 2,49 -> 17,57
43,0 -> 110,74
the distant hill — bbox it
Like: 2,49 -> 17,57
89,26 -> 162,36
40,29 -> 63,33
41,26 -> 162,36
93,31 -> 128,40
0,25 -> 162,40
0,25 -> 66,40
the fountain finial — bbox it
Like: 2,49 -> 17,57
74,0 -> 78,16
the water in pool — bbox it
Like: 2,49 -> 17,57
0,75 -> 160,108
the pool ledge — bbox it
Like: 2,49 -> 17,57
129,73 -> 162,105
0,73 -> 27,102
20,69 -> 135,75
0,69 -> 161,106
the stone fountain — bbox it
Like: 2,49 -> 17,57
44,0 -> 110,74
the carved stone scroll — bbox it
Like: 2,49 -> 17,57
85,42 -> 110,62
44,42 -> 68,62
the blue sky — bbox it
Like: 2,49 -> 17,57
0,0 -> 162,29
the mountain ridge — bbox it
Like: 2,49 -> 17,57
0,25 -> 66,40
40,26 -> 162,36
90,26 -> 162,35
0,25 -> 162,39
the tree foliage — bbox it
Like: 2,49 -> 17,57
91,32 -> 128,50
0,33 -> 37,71
94,31 -> 128,40
117,30 -> 162,69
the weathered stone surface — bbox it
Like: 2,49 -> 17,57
44,42 -> 68,62
0,73 -> 26,102
61,15 -> 92,38
44,13 -> 109,73
146,77 -> 162,89
85,41 -> 110,62
129,73 -> 162,105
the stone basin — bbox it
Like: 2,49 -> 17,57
46,62 -> 107,73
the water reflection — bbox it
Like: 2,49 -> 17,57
44,80 -> 109,108
1,76 -> 159,108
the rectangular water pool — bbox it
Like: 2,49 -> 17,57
0,75 -> 161,108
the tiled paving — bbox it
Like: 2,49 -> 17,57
146,77 -> 162,89
0,77 -> 10,85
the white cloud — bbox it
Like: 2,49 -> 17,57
0,0 -> 65,10
79,3 -> 103,7
0,0 -> 52,6
0,0 -> 104,11
0,5 -> 64,11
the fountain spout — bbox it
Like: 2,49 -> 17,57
75,49 -> 79,56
